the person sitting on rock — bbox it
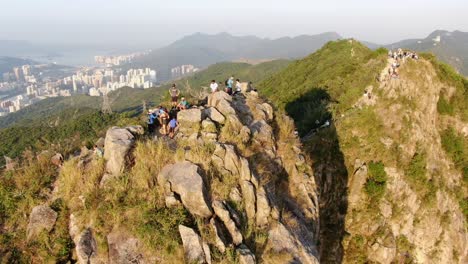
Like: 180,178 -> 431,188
169,84 -> 180,107
233,79 -> 242,95
177,97 -> 190,110
210,80 -> 218,93
168,117 -> 178,139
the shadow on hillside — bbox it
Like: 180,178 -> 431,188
285,88 -> 348,264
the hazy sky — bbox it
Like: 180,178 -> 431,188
1,0 -> 467,47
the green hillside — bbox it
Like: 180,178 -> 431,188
260,40 -> 387,134
259,39 -> 468,263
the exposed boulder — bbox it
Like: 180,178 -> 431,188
250,120 -> 275,148
158,161 -> 212,218
204,107 -> 226,124
69,214 -> 100,264
212,200 -> 243,245
208,91 -> 236,116
179,225 -> 211,264
201,119 -> 217,133
236,244 -> 256,264
210,218 -> 227,253
348,159 -> 368,207
27,204 -> 57,240
178,108 -> 202,134
107,229 -> 145,264
125,125 -> 145,136
240,180 -> 256,224
76,228 -> 98,263
267,222 -> 320,264
255,186 -> 271,228
95,137 -> 105,148
103,127 -> 135,177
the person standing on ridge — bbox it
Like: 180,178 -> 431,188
147,109 -> 155,134
227,76 -> 234,95
210,80 -> 218,93
234,79 -> 242,95
169,84 -> 180,107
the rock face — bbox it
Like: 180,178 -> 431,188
204,107 -> 226,124
27,204 -> 57,240
158,161 -> 212,218
178,108 -> 202,133
207,91 -> 236,116
69,214 -> 100,264
212,200 -> 243,245
179,225 -> 211,264
236,244 -> 256,264
103,127 -> 135,177
267,223 -> 320,264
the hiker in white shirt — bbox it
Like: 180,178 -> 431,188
210,80 -> 218,93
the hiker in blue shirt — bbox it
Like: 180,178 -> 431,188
147,110 -> 155,134
168,117 -> 178,139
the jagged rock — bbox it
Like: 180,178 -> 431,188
27,204 -> 57,240
348,159 -> 368,207
69,214 -> 100,264
103,127 -> 135,177
107,229 -> 144,264
75,228 -> 98,264
179,225 -> 211,264
201,132 -> 218,142
239,126 -> 251,143
158,161 -> 212,218
368,242 -> 397,264
125,125 -> 145,136
236,244 -> 256,264
240,82 -> 251,93
210,218 -> 227,253
256,186 -> 271,228
50,153 -> 64,167
255,103 -> 274,121
165,193 -> 182,208
229,187 -> 243,203
250,120 -> 274,147
267,223 -> 320,264
208,91 -> 236,116
202,119 -> 217,133
178,108 -> 202,134
204,107 -> 226,124
212,200 -> 243,245
240,180 -> 256,224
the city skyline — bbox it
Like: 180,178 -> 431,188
1,0 -> 467,46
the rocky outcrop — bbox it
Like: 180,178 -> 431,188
158,161 -> 212,218
69,214 -> 100,264
204,107 -> 226,124
212,200 -> 243,245
207,91 -> 236,116
179,225 -> 211,264
267,222 -> 320,264
27,204 -> 57,240
236,244 -> 256,264
103,127 -> 135,178
178,108 -> 202,134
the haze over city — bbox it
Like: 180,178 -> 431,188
1,0 -> 467,46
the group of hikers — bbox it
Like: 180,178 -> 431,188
387,48 -> 419,78
210,76 -> 243,95
147,77 -> 248,138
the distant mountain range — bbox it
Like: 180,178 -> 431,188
365,30 -> 468,76
130,32 -> 342,81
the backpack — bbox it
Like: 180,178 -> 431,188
225,79 -> 229,86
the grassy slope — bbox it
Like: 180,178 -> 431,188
259,40 -> 387,134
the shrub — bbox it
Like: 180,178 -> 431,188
364,161 -> 387,202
